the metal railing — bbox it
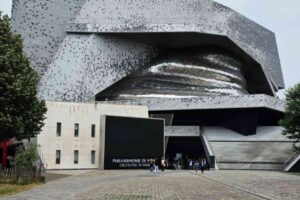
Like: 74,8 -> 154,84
37,146 -> 47,172
284,152 -> 300,170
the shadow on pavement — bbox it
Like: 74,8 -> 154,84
45,173 -> 71,182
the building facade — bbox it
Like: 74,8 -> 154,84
11,0 -> 295,170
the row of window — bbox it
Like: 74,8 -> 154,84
55,150 -> 96,165
56,123 -> 96,138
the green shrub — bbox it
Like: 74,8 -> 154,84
14,145 -> 38,168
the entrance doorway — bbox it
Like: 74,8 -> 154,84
165,137 -> 207,169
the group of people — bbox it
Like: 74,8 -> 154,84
149,158 -> 167,173
149,157 -> 207,174
188,158 -> 207,174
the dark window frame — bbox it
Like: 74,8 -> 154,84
74,150 -> 79,164
91,124 -> 96,138
74,123 -> 79,137
56,150 -> 61,164
56,122 -> 62,137
91,150 -> 96,164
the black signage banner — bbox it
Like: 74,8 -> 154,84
104,116 -> 164,169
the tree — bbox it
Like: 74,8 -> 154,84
280,83 -> 300,152
0,12 -> 47,142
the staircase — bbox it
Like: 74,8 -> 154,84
202,126 -> 294,170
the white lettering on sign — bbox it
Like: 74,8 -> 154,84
111,158 -> 152,168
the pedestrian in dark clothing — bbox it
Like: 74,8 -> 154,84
149,159 -> 154,172
154,158 -> 160,172
200,159 -> 206,174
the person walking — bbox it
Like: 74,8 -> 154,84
161,158 -> 166,172
200,159 -> 205,174
188,159 -> 193,170
154,157 -> 160,172
193,160 -> 200,174
149,159 -> 154,172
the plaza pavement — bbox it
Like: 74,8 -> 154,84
1,170 -> 300,200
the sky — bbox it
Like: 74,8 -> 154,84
0,0 -> 299,99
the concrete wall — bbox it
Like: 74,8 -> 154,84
38,101 -> 148,169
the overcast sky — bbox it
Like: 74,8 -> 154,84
0,0 -> 299,99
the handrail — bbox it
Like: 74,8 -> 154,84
200,127 -> 215,156
37,146 -> 47,172
200,126 -> 217,169
284,152 -> 299,168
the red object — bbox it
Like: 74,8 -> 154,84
1,140 -> 12,168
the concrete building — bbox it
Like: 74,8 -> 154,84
11,0 -> 297,170
38,102 -> 148,169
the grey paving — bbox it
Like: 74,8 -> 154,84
2,170 -> 300,200
203,170 -> 300,200
45,172 -> 70,182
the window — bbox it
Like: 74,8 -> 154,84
91,124 -> 95,138
74,150 -> 79,164
56,150 -> 61,164
56,122 -> 61,137
91,150 -> 96,164
74,123 -> 79,137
